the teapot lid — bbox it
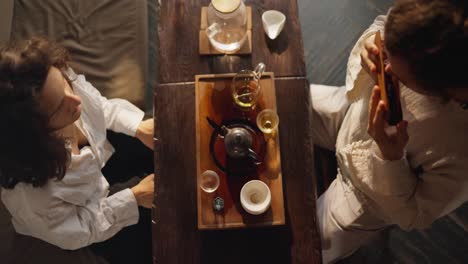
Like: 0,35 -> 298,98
212,0 -> 241,13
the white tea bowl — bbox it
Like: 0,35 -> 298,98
240,180 -> 271,215
262,10 -> 286,40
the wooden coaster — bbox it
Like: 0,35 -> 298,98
199,6 -> 252,55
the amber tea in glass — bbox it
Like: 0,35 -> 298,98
256,109 -> 279,138
231,63 -> 265,110
233,81 -> 259,109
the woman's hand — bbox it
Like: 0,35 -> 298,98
135,118 -> 154,150
360,33 -> 381,81
131,174 -> 155,208
367,85 -> 409,161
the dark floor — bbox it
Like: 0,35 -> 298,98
298,0 -> 468,263
299,0 -> 392,86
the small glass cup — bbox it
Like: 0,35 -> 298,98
199,170 -> 220,193
231,63 -> 265,110
256,109 -> 279,139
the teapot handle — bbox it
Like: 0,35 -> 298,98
253,62 -> 266,81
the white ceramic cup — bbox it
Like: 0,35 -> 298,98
240,180 -> 271,215
262,10 -> 286,40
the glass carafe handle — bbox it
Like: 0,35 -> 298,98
253,62 -> 266,81
206,23 -> 221,39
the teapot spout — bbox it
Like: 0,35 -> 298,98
247,148 -> 261,165
206,117 -> 229,137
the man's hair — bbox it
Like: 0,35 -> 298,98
0,38 -> 71,189
385,0 -> 468,93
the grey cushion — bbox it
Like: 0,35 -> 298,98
0,0 -> 14,46
10,0 -> 149,110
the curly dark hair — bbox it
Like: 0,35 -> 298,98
385,0 -> 468,94
0,38 -> 71,189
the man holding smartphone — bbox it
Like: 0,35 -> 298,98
310,0 -> 468,262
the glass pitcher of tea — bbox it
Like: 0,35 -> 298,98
206,0 -> 247,54
232,62 -> 266,110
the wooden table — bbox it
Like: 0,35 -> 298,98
153,1 -> 322,263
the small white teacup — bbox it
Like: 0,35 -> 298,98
262,10 -> 286,40
240,180 -> 271,215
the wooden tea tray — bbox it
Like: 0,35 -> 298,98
195,73 -> 285,230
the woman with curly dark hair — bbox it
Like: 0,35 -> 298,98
310,0 -> 468,262
0,38 -> 155,262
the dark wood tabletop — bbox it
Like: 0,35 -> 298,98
156,0 -> 306,84
153,1 -> 322,263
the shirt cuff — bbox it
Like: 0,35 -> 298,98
119,108 -> 144,137
368,142 -> 416,196
110,99 -> 145,136
107,188 -> 139,226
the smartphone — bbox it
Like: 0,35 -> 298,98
374,31 -> 402,126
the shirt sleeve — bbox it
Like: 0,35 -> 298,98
70,68 -> 145,137
100,97 -> 145,137
35,188 -> 139,250
366,147 -> 468,230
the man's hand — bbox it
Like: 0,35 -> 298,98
367,85 -> 409,161
360,33 -> 381,82
135,118 -> 154,150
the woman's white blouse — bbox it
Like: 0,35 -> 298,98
1,68 -> 145,250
